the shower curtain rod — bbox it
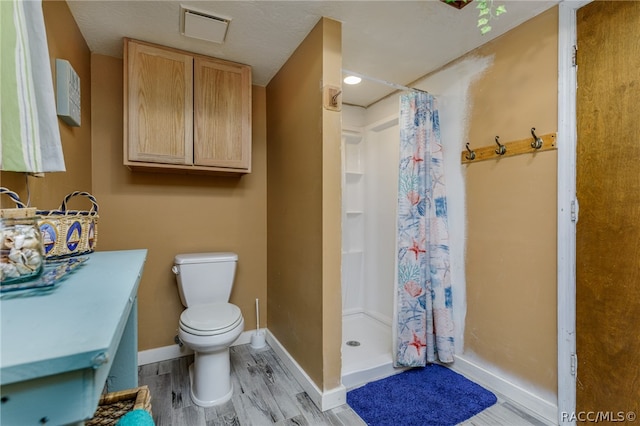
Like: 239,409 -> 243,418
342,69 -> 429,94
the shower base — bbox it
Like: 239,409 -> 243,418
341,313 -> 407,390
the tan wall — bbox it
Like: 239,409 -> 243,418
1,0 -> 92,208
464,8 -> 558,394
266,17 -> 342,391
90,54 -> 267,350
320,19 -> 343,392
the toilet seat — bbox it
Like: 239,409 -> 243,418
180,303 -> 243,336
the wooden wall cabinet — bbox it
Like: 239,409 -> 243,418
124,38 -> 252,174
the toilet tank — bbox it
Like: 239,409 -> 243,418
173,252 -> 238,307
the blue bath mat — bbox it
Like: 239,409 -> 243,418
347,364 -> 497,426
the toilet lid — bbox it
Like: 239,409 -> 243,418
180,303 -> 243,336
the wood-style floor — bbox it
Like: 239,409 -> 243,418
138,343 -> 553,425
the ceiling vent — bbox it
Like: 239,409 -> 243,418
181,6 -> 230,44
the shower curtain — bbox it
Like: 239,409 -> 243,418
394,91 -> 454,366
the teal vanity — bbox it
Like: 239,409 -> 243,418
0,249 -> 147,425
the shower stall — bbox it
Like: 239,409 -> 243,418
341,106 -> 405,389
339,61 -> 471,396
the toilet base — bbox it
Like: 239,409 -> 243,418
188,349 -> 233,407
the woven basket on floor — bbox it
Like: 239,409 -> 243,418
86,385 -> 152,426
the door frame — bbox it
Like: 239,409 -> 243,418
557,1 -> 592,424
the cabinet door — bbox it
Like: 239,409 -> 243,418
194,57 -> 251,170
126,41 -> 193,165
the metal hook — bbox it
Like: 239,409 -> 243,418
531,127 -> 543,150
465,143 -> 476,160
494,136 -> 506,155
331,90 -> 342,107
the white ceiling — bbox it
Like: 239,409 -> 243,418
67,0 -> 559,107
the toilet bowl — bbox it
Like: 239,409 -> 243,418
172,252 -> 244,407
178,303 -> 244,406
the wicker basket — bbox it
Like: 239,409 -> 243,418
86,385 -> 152,426
0,188 -> 99,259
36,191 -> 99,259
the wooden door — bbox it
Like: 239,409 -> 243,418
125,40 -> 193,165
576,0 -> 640,415
194,57 -> 251,170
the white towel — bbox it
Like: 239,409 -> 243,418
1,0 -> 66,173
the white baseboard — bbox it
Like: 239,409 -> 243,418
266,330 -> 346,412
451,354 -> 558,424
138,330 -> 254,366
137,329 -> 347,412
138,343 -> 192,365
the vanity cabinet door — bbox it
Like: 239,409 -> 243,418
125,40 -> 193,165
194,57 -> 251,170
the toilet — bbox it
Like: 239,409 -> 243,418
172,252 -> 244,407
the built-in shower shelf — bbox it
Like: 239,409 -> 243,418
344,129 -> 363,173
343,132 -> 363,144
342,127 -> 365,319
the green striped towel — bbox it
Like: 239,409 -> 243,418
1,0 -> 66,173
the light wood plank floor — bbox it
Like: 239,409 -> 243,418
138,344 -> 553,425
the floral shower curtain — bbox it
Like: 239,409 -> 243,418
395,91 -> 455,366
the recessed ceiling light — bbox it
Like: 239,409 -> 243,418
344,75 -> 362,85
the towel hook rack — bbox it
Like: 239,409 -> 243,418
460,131 -> 557,164
494,136 -> 506,156
465,143 -> 476,160
530,127 -> 543,150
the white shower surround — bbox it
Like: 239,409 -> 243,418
343,55 -> 494,350
341,55 -> 558,422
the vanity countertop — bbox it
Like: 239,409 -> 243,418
0,249 -> 147,425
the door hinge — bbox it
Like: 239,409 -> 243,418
572,45 -> 578,67
571,353 -> 578,376
571,198 -> 579,223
